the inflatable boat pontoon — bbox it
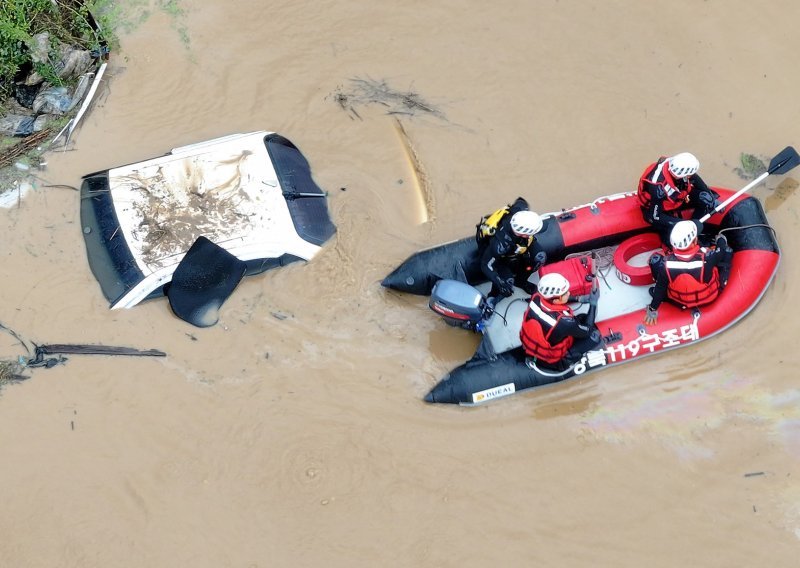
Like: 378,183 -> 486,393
384,180 -> 788,405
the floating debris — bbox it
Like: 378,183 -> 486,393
0,320 -> 166,386
394,119 -> 434,223
0,360 -> 28,386
25,343 -> 167,369
0,128 -> 53,169
328,77 -> 446,121
763,178 -> 799,213
733,152 -> 768,180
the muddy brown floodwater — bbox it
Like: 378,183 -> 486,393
3,1 -> 800,566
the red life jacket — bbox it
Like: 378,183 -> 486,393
637,157 -> 693,212
664,245 -> 720,307
520,294 -> 574,363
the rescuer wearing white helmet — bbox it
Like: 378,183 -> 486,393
669,219 -> 698,249
637,152 -> 721,244
509,210 -> 543,236
475,197 -> 548,303
519,272 -> 603,370
644,220 -> 733,326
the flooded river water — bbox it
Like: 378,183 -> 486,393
2,1 -> 800,566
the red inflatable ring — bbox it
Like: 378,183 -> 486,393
613,233 -> 663,286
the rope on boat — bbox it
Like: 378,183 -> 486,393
718,223 -> 777,238
565,246 -> 616,290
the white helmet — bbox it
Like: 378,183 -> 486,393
668,152 -> 700,178
510,210 -> 543,237
670,220 -> 698,250
538,273 -> 570,299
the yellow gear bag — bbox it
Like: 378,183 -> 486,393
476,206 -> 510,240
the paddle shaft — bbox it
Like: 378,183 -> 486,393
698,171 -> 768,223
699,146 -> 800,223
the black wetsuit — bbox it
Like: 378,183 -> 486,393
478,198 -> 546,299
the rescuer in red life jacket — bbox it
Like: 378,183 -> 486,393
644,220 -> 733,325
637,152 -> 720,243
519,273 -> 603,370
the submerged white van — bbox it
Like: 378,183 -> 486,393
80,131 -> 336,312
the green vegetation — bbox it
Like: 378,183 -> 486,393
88,0 -> 190,48
740,153 -> 767,177
158,0 -> 189,47
0,360 -> 23,388
0,0 -> 190,190
0,360 -> 12,382
0,0 -> 107,99
732,152 -> 768,181
1,0 -> 190,102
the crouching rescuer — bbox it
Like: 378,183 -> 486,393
476,197 -> 546,304
519,272 -> 603,370
644,220 -> 733,325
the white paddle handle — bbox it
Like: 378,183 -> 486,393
698,171 -> 770,223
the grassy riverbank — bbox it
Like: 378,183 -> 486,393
0,1 -> 110,101
0,0 -> 189,196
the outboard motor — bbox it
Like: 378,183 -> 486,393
428,279 -> 493,331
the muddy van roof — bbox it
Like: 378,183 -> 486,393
80,131 -> 335,310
